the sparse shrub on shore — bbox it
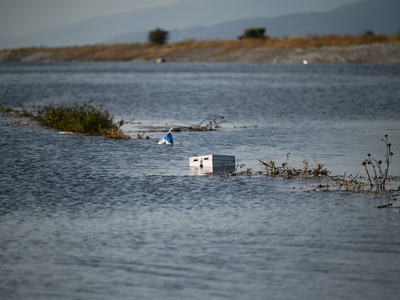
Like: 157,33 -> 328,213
238,28 -> 267,40
148,28 -> 169,45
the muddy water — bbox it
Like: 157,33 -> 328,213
1,62 -> 400,300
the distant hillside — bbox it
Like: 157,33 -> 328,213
103,0 -> 400,44
0,0 -> 362,49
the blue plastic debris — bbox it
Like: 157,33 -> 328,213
157,132 -> 174,145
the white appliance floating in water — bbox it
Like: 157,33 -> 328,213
189,155 -> 235,173
157,131 -> 174,145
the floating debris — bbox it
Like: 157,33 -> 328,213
377,203 -> 393,209
157,130 -> 174,145
189,154 -> 235,173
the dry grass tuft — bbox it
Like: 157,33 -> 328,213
258,151 -> 328,179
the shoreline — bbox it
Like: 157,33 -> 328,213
1,39 -> 400,64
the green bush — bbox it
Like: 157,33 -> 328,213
33,100 -> 114,134
0,100 -> 130,139
364,30 -> 375,36
148,28 -> 169,45
239,28 -> 267,39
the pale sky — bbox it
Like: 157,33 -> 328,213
0,0 -> 180,38
0,0 -> 361,39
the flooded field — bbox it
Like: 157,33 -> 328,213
1,62 -> 400,299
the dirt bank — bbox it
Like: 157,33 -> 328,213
1,38 -> 400,64
145,42 -> 400,64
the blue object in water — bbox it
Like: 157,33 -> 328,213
157,132 -> 174,145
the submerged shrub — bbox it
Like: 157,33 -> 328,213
0,100 -> 130,139
34,101 -> 113,133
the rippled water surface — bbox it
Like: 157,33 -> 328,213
1,62 -> 400,300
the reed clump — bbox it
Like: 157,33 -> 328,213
0,101 -> 130,139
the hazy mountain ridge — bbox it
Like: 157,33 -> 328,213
103,0 -> 400,44
0,0 -> 363,49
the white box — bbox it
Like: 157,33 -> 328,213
189,155 -> 235,172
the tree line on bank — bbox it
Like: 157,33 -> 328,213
147,26 -> 385,45
147,27 -> 269,45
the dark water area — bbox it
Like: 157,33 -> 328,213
1,62 -> 400,300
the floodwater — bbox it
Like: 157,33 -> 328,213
1,62 -> 400,300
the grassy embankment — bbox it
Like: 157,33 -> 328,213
1,33 -> 400,62
0,101 -> 130,139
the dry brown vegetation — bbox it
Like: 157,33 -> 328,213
234,135 -> 398,195
184,134 -> 398,198
1,33 -> 400,63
